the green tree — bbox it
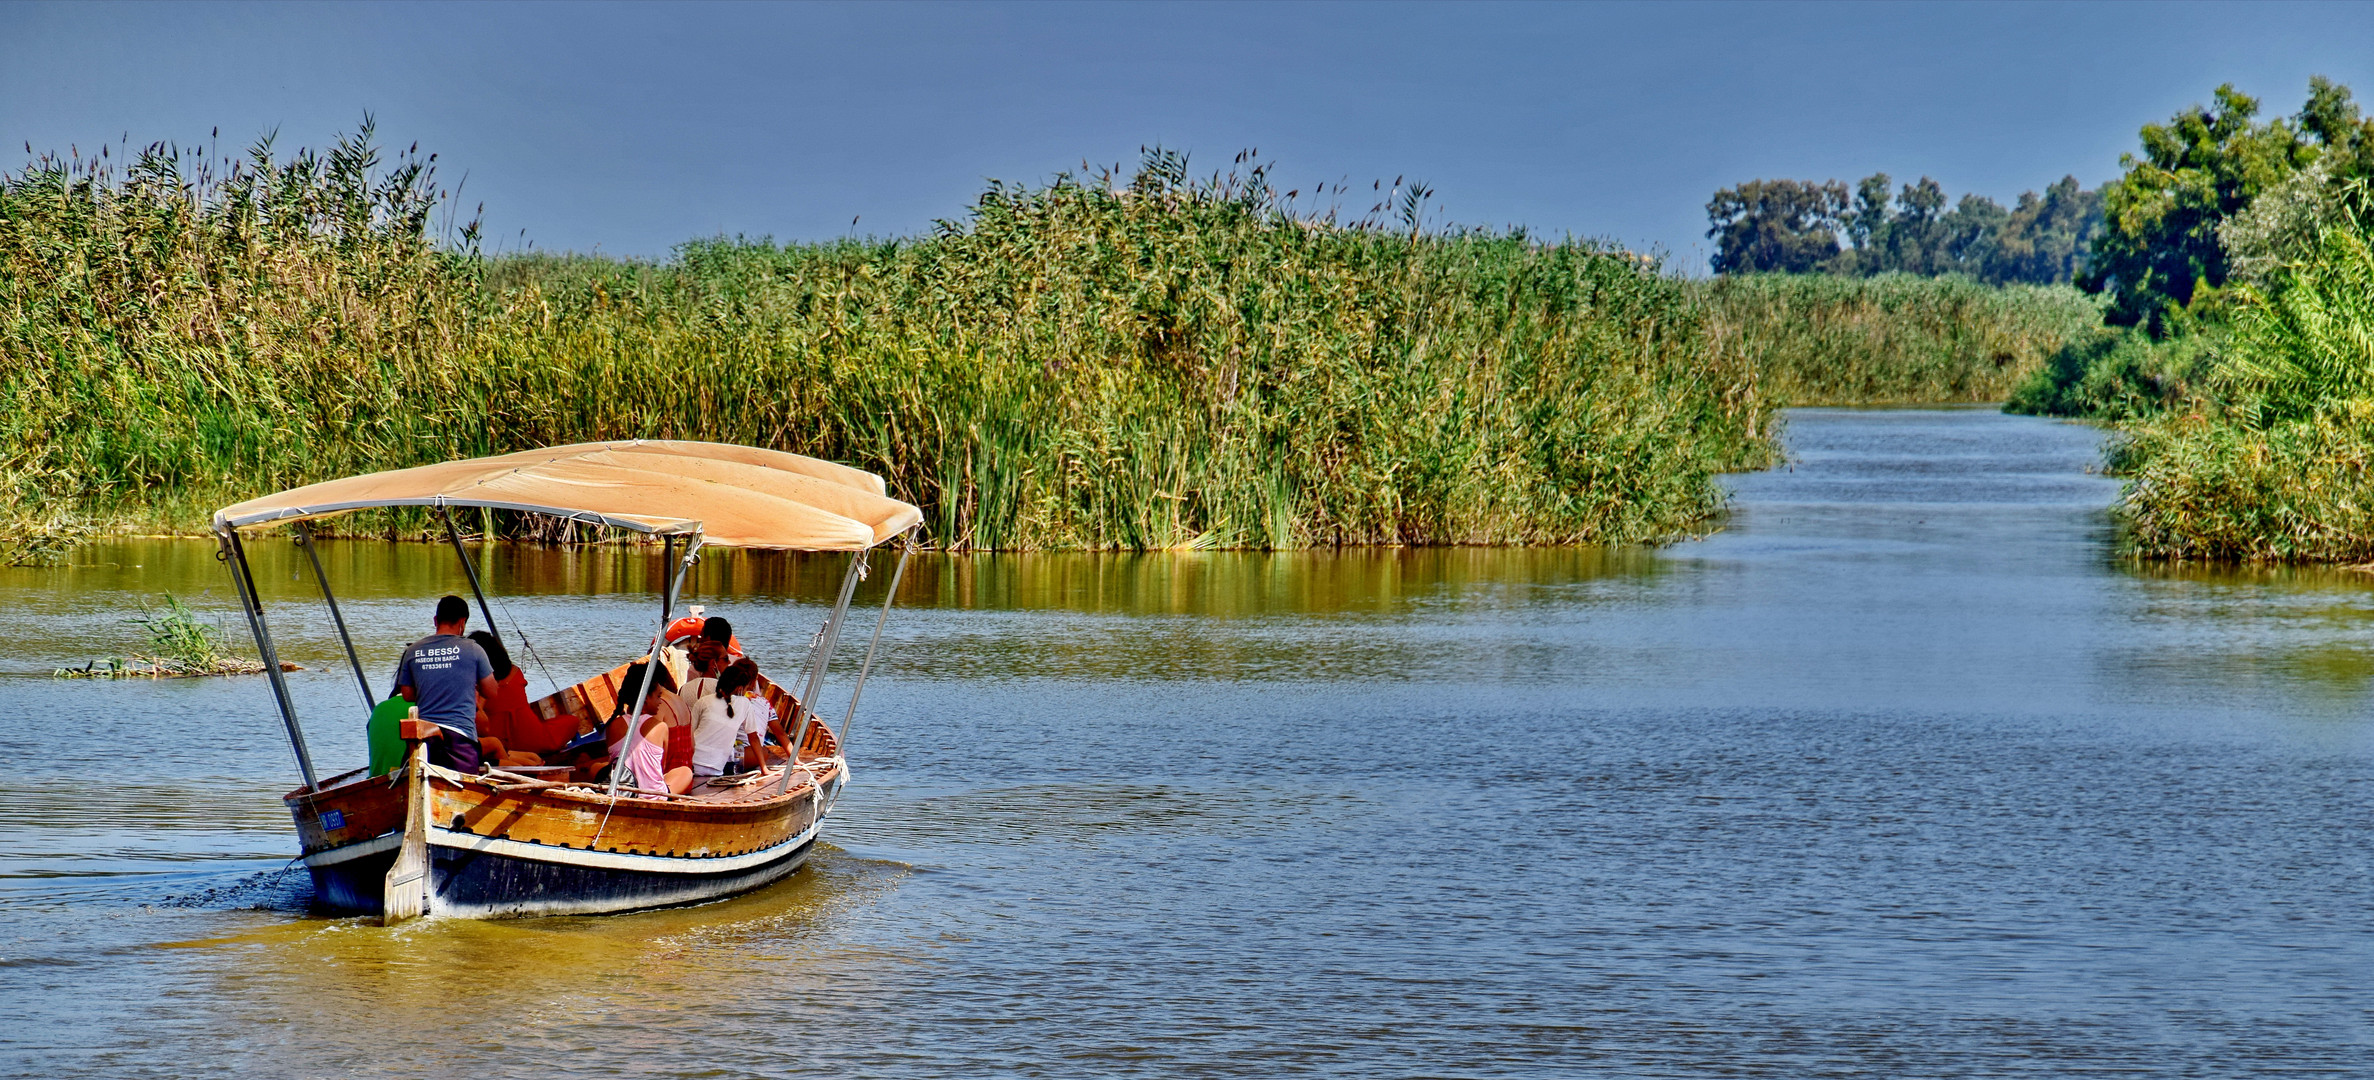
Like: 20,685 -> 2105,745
1881,177 -> 1951,274
2081,83 -> 2326,330
1986,176 -> 2102,286
1717,172 -> 2099,285
1941,192 -> 2010,272
1707,179 -> 1846,273
2299,75 -> 2374,176
1842,173 -> 1893,253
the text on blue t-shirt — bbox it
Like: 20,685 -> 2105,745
393,634 -> 492,737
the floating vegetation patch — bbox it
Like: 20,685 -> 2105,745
53,593 -> 289,678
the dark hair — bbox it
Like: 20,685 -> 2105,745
468,630 -> 513,681
611,662 -> 675,720
435,595 -> 470,626
701,616 -> 733,644
688,639 -> 727,675
716,658 -> 759,718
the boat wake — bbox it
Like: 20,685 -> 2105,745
151,865 -> 315,912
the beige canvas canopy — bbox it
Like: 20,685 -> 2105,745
213,440 -> 923,550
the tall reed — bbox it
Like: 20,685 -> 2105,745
1,137 -> 1777,551
1699,273 -> 2105,405
0,123 -> 480,539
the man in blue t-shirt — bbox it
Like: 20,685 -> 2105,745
393,595 -> 499,773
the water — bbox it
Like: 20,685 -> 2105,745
3,407 -> 2371,1077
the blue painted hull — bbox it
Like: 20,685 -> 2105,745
306,831 -> 818,918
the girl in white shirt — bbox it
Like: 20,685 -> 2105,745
691,659 -> 767,779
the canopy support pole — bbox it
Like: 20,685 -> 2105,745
296,523 -> 375,714
436,503 -> 501,649
836,530 -> 916,754
782,549 -> 868,796
219,528 -> 318,791
602,533 -> 702,807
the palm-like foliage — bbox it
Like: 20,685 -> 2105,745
2215,212 -> 2374,425
2120,187 -> 2374,561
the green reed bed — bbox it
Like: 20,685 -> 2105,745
1,135 -> 1776,553
2116,214 -> 2374,562
1699,273 -> 2105,406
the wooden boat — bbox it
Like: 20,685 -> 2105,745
286,662 -> 849,918
208,440 -> 921,921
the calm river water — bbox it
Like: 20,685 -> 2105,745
2,407 -> 2371,1077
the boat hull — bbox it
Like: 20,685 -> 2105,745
303,824 -> 820,918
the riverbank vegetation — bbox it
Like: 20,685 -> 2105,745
21,78 -> 2369,563
1700,274 -> 2102,405
1713,75 -> 2374,563
2007,78 -> 2374,561
0,135 -> 1775,554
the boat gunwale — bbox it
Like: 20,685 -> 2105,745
285,757 -> 843,817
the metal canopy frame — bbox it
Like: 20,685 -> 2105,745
219,528 -> 316,790
213,508 -> 919,803
602,531 -> 703,806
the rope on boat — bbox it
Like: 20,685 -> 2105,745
490,589 -> 561,699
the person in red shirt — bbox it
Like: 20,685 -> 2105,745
470,632 -> 574,766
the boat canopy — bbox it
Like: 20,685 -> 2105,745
212,440 -> 923,550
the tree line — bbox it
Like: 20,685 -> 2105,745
1708,173 -> 2100,287
1707,76 -> 2374,330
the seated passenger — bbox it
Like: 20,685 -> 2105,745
393,595 -> 498,774
478,631 -> 578,757
691,659 -> 769,780
624,701 -> 693,796
674,636 -> 726,773
735,665 -> 786,764
553,663 -> 670,782
673,639 -> 727,749
699,615 -> 747,661
723,664 -> 790,763
469,631 -> 546,769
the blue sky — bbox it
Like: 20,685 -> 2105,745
6,1 -> 2371,271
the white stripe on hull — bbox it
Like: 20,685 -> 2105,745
303,819 -> 824,877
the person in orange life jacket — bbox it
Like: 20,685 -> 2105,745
392,595 -> 499,774
663,607 -> 746,661
472,626 -> 560,769
470,631 -> 566,768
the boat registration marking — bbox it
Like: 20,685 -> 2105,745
321,810 -> 346,831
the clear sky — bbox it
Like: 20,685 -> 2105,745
6,1 -> 2371,271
